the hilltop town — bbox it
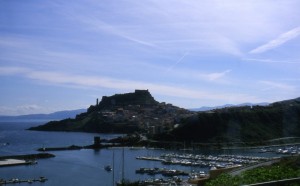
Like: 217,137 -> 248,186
29,90 -> 194,135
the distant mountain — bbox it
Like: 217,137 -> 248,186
0,109 -> 86,121
189,102 -> 269,112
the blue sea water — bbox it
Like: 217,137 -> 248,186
0,121 -> 280,186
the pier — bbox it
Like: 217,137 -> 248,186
0,153 -> 55,167
0,159 -> 37,167
0,177 -> 47,185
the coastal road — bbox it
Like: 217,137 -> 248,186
229,158 -> 281,176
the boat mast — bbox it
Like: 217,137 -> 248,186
122,145 -> 124,182
112,150 -> 115,186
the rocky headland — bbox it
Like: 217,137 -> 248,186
29,90 -> 300,145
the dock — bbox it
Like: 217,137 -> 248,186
0,153 -> 55,167
0,177 -> 47,185
0,159 -> 37,167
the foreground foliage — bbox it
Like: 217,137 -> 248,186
205,156 -> 300,186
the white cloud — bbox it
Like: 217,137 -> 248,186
205,70 -> 232,81
249,26 -> 300,54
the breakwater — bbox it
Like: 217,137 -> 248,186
37,144 -> 121,151
0,153 -> 55,167
0,153 -> 55,160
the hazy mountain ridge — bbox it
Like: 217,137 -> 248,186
0,109 -> 86,121
189,102 -> 269,112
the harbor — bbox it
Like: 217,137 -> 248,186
1,121 -> 299,186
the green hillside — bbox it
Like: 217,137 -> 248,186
157,97 -> 300,143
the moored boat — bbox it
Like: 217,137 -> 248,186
105,165 -> 112,172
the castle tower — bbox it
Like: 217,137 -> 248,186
94,136 -> 101,147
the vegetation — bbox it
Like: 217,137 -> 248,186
117,179 -> 140,186
205,156 -> 300,186
158,97 -> 300,144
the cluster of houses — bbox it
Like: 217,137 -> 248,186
97,100 -> 193,135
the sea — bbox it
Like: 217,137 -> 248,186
0,121 -> 282,186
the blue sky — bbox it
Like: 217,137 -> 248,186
1,0 -> 300,115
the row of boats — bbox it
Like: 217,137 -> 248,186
260,146 -> 300,154
139,177 -> 186,186
136,153 -> 273,168
136,167 -> 189,176
0,177 -> 47,184
136,171 -> 209,186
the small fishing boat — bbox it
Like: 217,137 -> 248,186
104,165 -> 112,172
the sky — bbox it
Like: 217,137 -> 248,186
1,0 -> 300,115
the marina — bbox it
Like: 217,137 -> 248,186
0,121 -> 299,186
136,153 -> 276,168
136,167 -> 189,176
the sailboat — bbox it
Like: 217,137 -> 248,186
116,142 -> 125,186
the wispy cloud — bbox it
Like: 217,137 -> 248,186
0,66 -> 28,75
243,58 -> 300,64
205,70 -> 232,81
0,104 -> 42,116
52,1 -> 158,49
249,26 -> 300,54
80,17 -> 157,48
0,66 -> 254,103
259,80 -> 296,92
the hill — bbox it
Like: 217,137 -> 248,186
156,97 -> 300,144
28,90 -> 192,133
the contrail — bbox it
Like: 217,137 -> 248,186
166,51 -> 189,72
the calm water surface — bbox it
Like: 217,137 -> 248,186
0,121 -> 280,186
